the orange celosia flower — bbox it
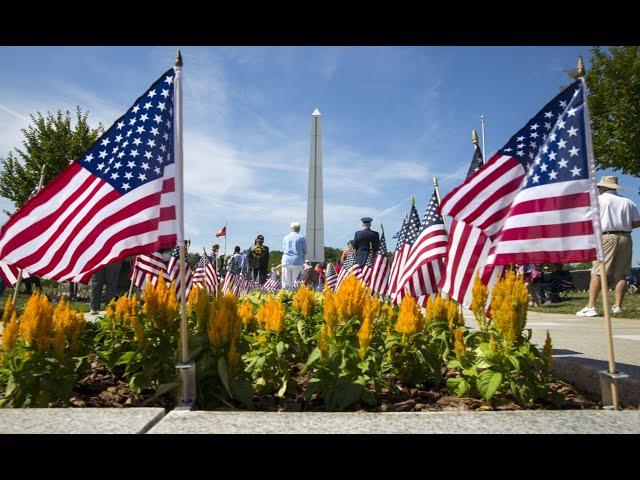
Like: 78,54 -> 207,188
188,286 -> 211,329
292,284 -> 316,318
143,273 -> 179,328
395,294 -> 423,336
52,297 -> 86,356
335,275 -> 369,321
257,298 -> 286,333
237,300 -> 255,329
543,330 -> 553,370
491,270 -> 529,346
1,311 -> 19,352
470,272 -> 489,329
2,296 -> 16,326
19,293 -> 54,351
208,293 -> 240,350
454,327 -> 466,361
322,288 -> 339,337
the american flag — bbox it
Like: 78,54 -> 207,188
439,142 -> 503,307
0,259 -> 30,287
387,204 -> 421,303
130,252 -> 167,290
167,245 -> 193,300
0,69 -> 177,283
324,262 -> 338,291
396,191 -> 448,305
385,215 -> 406,298
441,79 -> 598,276
192,251 -> 219,294
222,254 -> 241,295
368,228 -> 389,296
335,249 -> 357,291
262,275 -> 281,292
358,249 -> 376,286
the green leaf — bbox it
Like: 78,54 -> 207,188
306,347 -> 321,366
277,377 -> 288,397
231,378 -> 254,408
115,351 -> 136,366
276,341 -> 285,357
446,376 -> 469,397
217,356 -> 231,396
477,370 -> 502,401
335,381 -> 364,411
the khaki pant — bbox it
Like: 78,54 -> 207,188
592,232 -> 632,278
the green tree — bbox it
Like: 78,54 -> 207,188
0,107 -> 103,210
568,46 -> 640,176
269,250 -> 283,268
324,246 -> 343,265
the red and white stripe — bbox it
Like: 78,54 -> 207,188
167,252 -> 193,300
0,162 -> 177,284
368,253 -> 389,296
386,243 -> 412,303
440,155 -> 526,238
335,263 -> 360,291
130,252 -> 167,289
193,261 -> 219,295
0,260 -> 30,286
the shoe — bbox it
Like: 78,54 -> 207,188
90,310 -> 99,315
542,300 -> 553,306
576,306 -> 597,317
611,306 -> 622,314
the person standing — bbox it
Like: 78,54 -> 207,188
90,260 -> 123,315
353,217 -> 380,267
577,176 -> 640,316
247,234 -> 270,285
281,222 -> 307,289
228,246 -> 246,274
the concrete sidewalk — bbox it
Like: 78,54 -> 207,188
463,309 -> 640,407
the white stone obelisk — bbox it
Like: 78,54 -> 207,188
306,108 -> 324,262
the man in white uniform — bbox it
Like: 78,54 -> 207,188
577,176 -> 640,316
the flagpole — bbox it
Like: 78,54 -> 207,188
480,115 -> 487,161
432,176 -> 448,234
174,50 -> 196,406
12,164 -> 46,304
579,56 -> 620,409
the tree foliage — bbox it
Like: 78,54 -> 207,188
569,46 -> 640,176
0,107 -> 103,210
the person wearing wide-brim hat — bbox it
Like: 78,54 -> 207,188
352,217 -> 380,267
577,176 -> 640,317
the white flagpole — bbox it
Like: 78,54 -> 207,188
174,50 -> 196,406
579,56 -> 620,409
12,164 -> 46,304
480,115 -> 487,161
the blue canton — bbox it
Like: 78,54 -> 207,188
422,192 -> 444,229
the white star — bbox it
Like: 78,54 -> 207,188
108,157 -> 114,164
144,151 -> 152,159
126,130 -> 133,138
114,161 -> 122,169
127,161 -> 136,169
141,162 -> 150,170
122,183 -> 131,191
153,115 -> 162,124
110,172 -> 119,180
517,143 -> 525,149
101,138 -> 110,147
544,111 -> 553,118
116,121 -> 125,130
97,162 -> 105,170
548,151 -> 557,161
544,122 -> 551,130
144,102 -> 153,110
517,136 -> 525,142
117,151 -> 125,159
122,140 -> 129,148
540,163 -> 548,172
532,174 -> 540,183
133,138 -> 142,146
556,119 -> 566,130
530,123 -> 539,130
148,90 -> 157,98
84,153 -> 94,162
567,107 -> 578,117
147,139 -> 156,148
558,158 -> 569,168
528,152 -> 535,159
150,127 -> 159,136
570,166 -> 581,177
157,102 -> 166,111
160,144 -> 167,152
111,146 -> 119,154
542,145 -> 549,154
164,76 -> 174,85
138,173 -> 147,181
129,117 -> 137,126
559,100 -> 568,108
132,105 -> 140,114
529,141 -> 537,149
130,149 -> 139,158
530,131 -> 538,139
136,126 -> 145,134
115,134 -> 123,143
504,147 -> 512,152
517,150 -> 524,157
124,171 -> 133,179
567,126 -> 579,137
154,166 -> 161,175
549,170 -> 558,180
161,89 -> 169,98
157,155 -> 164,164
140,114 -> 149,122
569,146 -> 580,157
98,150 -> 107,159
534,155 -> 542,165
557,139 -> 567,149
549,132 -> 557,142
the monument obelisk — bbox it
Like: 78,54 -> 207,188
306,108 -> 324,262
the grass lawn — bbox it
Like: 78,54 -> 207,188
529,290 -> 640,319
1,291 -> 91,313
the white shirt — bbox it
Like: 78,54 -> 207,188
598,190 -> 640,232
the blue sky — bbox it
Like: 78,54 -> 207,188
1,46 -> 639,263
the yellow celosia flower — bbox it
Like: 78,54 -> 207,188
322,288 -> 339,337
335,275 -> 369,320
395,294 -> 424,336
543,330 -> 553,370
491,270 -> 529,346
208,293 -> 240,350
53,297 -> 86,356
237,300 -> 255,329
2,296 -> 16,326
357,315 -> 373,361
257,298 -> 286,333
228,340 -> 240,374
292,284 -> 316,318
447,300 -> 464,330
143,273 -> 179,328
1,311 -> 19,351
188,286 -> 211,329
470,273 -> 489,329
19,293 -> 54,351
454,327 -> 466,361
318,324 -> 330,363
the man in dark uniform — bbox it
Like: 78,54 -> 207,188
247,234 -> 270,285
353,217 -> 380,267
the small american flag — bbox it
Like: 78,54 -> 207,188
192,251 -> 219,295
387,204 -> 422,303
358,249 -> 376,286
324,262 -> 338,291
0,69 -> 178,283
396,191 -> 448,305
222,255 -> 241,295
335,250 -> 356,291
262,275 -> 281,292
167,245 -> 192,300
130,252 -> 167,290
368,229 -> 389,296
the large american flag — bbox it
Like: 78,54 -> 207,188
192,251 -> 219,294
130,252 -> 167,290
441,79 -> 598,274
0,69 -> 177,283
324,262 -> 338,291
167,245 -> 193,300
439,143 -> 503,307
0,259 -> 29,287
396,191 -> 448,305
387,204 -> 422,304
368,228 -> 389,296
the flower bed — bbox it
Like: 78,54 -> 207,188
1,273 -> 602,411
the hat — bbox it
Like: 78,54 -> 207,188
361,217 -> 373,223
597,176 -> 622,190
256,234 -> 264,240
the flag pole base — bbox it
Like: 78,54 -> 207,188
598,370 -> 628,409
176,362 -> 197,409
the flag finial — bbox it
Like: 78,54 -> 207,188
577,56 -> 585,77
472,130 -> 479,145
410,196 -> 415,206
175,50 -> 183,67
432,176 -> 438,187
